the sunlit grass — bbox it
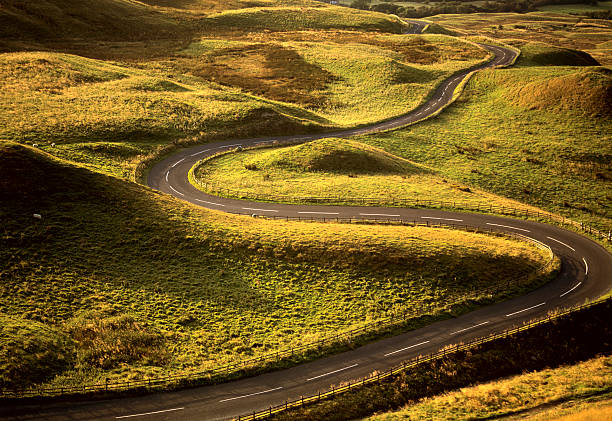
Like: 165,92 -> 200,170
359,65 -> 611,229
365,355 -> 612,421
191,138 -> 541,212
428,11 -> 612,65
0,33 -> 489,179
0,142 -> 553,389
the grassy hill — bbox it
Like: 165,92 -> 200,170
0,0 -> 405,52
0,3 -> 490,180
240,138 -> 419,174
0,0 -> 185,44
513,41 -> 600,67
358,63 -> 611,230
191,138 -> 547,212
0,142 -> 553,389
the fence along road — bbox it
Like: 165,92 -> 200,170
3,31 -> 612,421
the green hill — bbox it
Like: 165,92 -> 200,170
358,64 -> 612,230
0,141 -> 553,389
0,0 -> 404,50
515,42 -> 601,67
243,138 -> 422,174
506,67 -> 611,117
191,138 -> 545,212
0,0 -> 184,43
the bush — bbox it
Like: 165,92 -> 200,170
67,307 -> 169,370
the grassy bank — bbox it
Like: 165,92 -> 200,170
358,65 -> 611,231
366,356 -> 612,421
268,299 -> 612,421
190,138 -> 544,213
0,142 -> 554,391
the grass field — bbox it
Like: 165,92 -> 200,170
357,64 -> 611,230
366,355 -> 612,421
190,50 -> 611,229
0,142 -> 554,389
190,138 -> 544,213
178,33 -> 488,126
0,0 -> 490,180
428,12 -> 612,65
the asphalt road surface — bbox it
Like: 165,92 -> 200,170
3,32 -> 611,421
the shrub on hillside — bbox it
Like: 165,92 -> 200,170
67,306 -> 169,370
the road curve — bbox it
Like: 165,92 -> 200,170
3,40 -> 611,421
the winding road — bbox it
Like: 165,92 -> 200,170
2,29 -> 611,421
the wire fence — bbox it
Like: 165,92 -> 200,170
236,296 -> 612,421
0,223 -> 555,400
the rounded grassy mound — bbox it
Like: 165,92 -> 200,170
516,42 -> 600,67
507,67 -> 612,117
244,138 -> 424,175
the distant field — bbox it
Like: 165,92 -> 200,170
0,142 -> 553,390
179,33 -> 488,126
538,1 -> 612,14
366,355 -> 612,421
428,12 -> 612,65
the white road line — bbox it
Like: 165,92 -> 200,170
165,171 -> 169,182
360,213 -> 401,217
219,143 -> 242,148
546,236 -> 576,252
194,199 -> 225,207
169,185 -> 184,197
384,340 -> 430,357
191,149 -> 210,157
486,222 -> 530,232
505,302 -> 545,317
242,207 -> 278,212
116,407 -> 184,419
583,258 -> 589,276
306,363 -> 359,382
171,158 -> 185,168
450,321 -> 489,335
297,211 -> 339,215
422,216 -> 464,222
219,387 -> 283,403
560,282 -> 582,298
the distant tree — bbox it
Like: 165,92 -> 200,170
350,0 -> 371,9
371,2 -> 403,14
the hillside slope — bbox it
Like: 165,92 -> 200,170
0,0 -> 185,42
0,0 -> 404,50
0,142 -> 552,389
360,65 -> 612,230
